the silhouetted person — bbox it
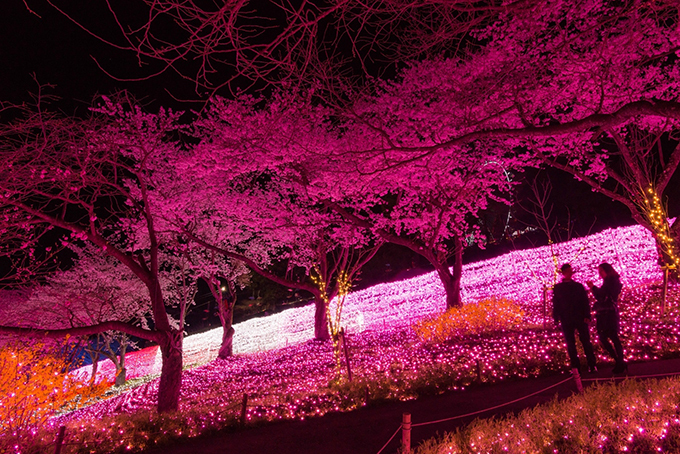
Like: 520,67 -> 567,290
587,263 -> 626,374
553,263 -> 597,374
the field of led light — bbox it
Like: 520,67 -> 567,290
44,224 -> 680,453
87,223 -> 664,381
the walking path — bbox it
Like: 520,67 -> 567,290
145,358 -> 680,454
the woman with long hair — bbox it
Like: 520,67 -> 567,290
587,263 -> 626,373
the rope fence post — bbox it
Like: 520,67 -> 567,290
571,368 -> 583,392
364,386 -> 370,406
401,413 -> 411,454
542,284 -> 548,329
54,426 -> 66,454
240,393 -> 248,425
662,265 -> 669,316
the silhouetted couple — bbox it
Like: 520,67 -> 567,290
552,263 -> 626,375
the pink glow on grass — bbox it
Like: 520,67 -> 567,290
56,223 -> 679,431
82,224 -> 661,382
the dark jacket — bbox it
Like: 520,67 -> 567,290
552,280 -> 591,325
591,275 -> 622,313
591,275 -> 622,332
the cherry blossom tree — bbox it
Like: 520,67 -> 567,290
36,0 -> 680,262
174,164 -> 380,341
321,149 -> 513,308
467,0 -> 680,267
165,94 -> 380,340
171,87 -> 512,315
539,128 -> 680,266
9,245 -> 150,386
327,0 -> 680,267
0,97 -> 189,412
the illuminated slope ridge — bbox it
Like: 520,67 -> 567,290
90,224 -> 660,381
190,224 -> 660,358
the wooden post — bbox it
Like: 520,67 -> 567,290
364,386 -> 370,406
571,368 -> 583,393
662,266 -> 669,316
341,328 -> 352,381
240,393 -> 248,425
476,360 -> 482,383
542,284 -> 548,329
401,413 -> 412,454
54,426 -> 66,454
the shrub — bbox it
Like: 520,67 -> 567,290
0,340 -> 111,452
413,297 -> 525,343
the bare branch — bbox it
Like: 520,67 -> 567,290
0,321 -> 161,343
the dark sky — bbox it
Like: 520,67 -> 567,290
0,1 -> 201,113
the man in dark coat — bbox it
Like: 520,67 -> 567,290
553,263 -> 597,373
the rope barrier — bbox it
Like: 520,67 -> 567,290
373,370 -> 680,454
411,376 -> 573,427
582,370 -> 680,382
373,375 -> 573,454
224,401 -> 243,412
411,371 -> 680,430
375,426 -> 402,454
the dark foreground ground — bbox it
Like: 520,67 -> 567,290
146,359 -> 680,454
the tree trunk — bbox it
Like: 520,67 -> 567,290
423,236 -> 463,309
215,281 -> 236,359
218,326 -> 235,359
114,341 -> 127,386
449,234 -> 464,308
314,296 -> 330,340
435,261 -> 461,309
157,329 -> 183,413
89,350 -> 100,383
670,221 -> 680,281
115,367 -> 127,387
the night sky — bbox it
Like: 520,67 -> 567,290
0,2 -> 200,113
